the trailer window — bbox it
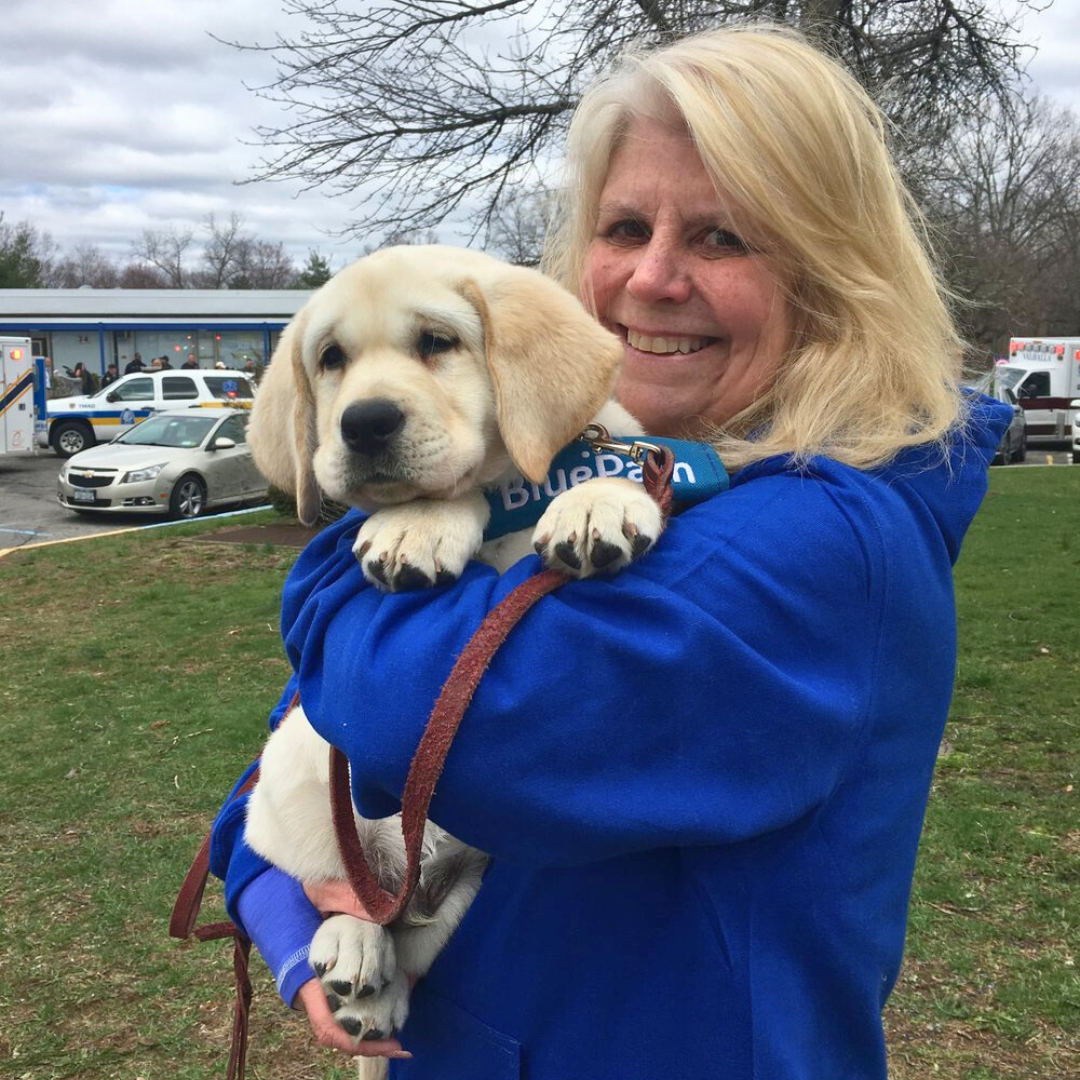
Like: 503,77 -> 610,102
1018,372 -> 1051,399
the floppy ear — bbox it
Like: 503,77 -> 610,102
248,310 -> 322,526
461,269 -> 623,483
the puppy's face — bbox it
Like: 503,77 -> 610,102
303,258 -> 503,510
249,245 -> 625,525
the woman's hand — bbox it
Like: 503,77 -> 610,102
296,979 -> 411,1058
299,881 -> 414,1056
304,879 -> 372,920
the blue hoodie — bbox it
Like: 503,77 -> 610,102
211,395 -> 1011,1080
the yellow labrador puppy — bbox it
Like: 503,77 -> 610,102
243,246 -> 663,1069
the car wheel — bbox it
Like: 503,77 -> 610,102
170,475 -> 207,520
1013,441 -> 1027,463
1073,450 -> 1080,466
51,421 -> 95,458
993,444 -> 1008,466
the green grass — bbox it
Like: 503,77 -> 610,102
884,467 -> 1079,1078
0,470 -> 1078,1079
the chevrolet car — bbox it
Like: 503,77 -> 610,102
57,407 -> 268,518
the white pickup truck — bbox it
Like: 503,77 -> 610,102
38,369 -> 256,456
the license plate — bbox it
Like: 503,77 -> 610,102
72,487 -> 96,503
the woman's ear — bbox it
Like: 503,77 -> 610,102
248,310 -> 323,526
460,269 -> 623,483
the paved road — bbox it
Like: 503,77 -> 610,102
0,451 -> 263,553
0,453 -> 130,550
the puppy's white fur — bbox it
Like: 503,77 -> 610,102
243,246 -> 662,1076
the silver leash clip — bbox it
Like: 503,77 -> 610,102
579,423 -> 664,465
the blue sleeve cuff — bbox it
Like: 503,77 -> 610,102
236,867 -> 323,1007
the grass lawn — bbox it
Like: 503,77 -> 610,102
0,469 -> 1077,1079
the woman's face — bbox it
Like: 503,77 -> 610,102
583,117 -> 792,437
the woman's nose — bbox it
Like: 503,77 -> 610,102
625,240 -> 692,304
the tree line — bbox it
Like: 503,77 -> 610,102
4,1 -> 1077,359
0,212 -> 335,291
223,0 -> 1078,360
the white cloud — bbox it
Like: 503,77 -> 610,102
1,0 -> 1077,272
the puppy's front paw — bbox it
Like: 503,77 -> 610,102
532,477 -> 663,578
353,494 -> 487,591
311,915 -> 409,1042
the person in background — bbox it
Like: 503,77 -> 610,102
210,26 -> 1013,1080
124,353 -> 145,375
181,354 -> 200,370
71,362 -> 96,395
100,363 -> 119,388
159,354 -> 174,371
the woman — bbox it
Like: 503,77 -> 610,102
211,26 -> 1011,1079
72,362 -> 95,395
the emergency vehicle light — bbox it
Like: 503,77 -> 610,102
1055,345 -> 1065,356
10,348 -> 24,360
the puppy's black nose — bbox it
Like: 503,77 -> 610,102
340,399 -> 405,456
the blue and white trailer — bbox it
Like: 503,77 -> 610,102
1,337 -> 34,454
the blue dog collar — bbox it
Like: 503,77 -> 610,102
484,435 -> 728,541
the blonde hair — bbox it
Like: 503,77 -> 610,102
542,26 -> 965,470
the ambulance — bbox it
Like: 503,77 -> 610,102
998,338 -> 1080,461
0,337 -> 34,455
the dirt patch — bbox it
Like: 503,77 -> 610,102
191,523 -> 321,548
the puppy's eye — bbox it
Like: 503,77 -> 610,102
417,331 -> 458,360
320,344 -> 347,371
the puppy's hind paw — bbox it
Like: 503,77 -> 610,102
311,915 -> 410,1041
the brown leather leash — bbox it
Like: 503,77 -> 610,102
169,768 -> 263,1080
331,437 -> 674,925
171,433 -> 674,1079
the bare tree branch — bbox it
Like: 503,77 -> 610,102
225,1 -> 1040,244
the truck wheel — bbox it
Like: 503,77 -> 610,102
170,475 -> 207,520
1013,442 -> 1027,463
51,421 -> 95,458
1073,451 -> 1080,466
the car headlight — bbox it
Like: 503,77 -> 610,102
122,464 -> 165,483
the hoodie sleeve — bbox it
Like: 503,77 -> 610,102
284,466 -> 893,868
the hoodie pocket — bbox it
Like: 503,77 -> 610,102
392,989 -> 521,1080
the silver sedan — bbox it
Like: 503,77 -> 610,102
57,407 -> 269,519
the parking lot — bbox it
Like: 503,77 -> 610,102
0,450 -> 263,553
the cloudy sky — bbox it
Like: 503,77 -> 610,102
2,0 -> 1078,273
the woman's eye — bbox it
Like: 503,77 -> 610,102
418,331 -> 458,359
604,219 -> 650,244
702,228 -> 750,254
320,344 -> 347,370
